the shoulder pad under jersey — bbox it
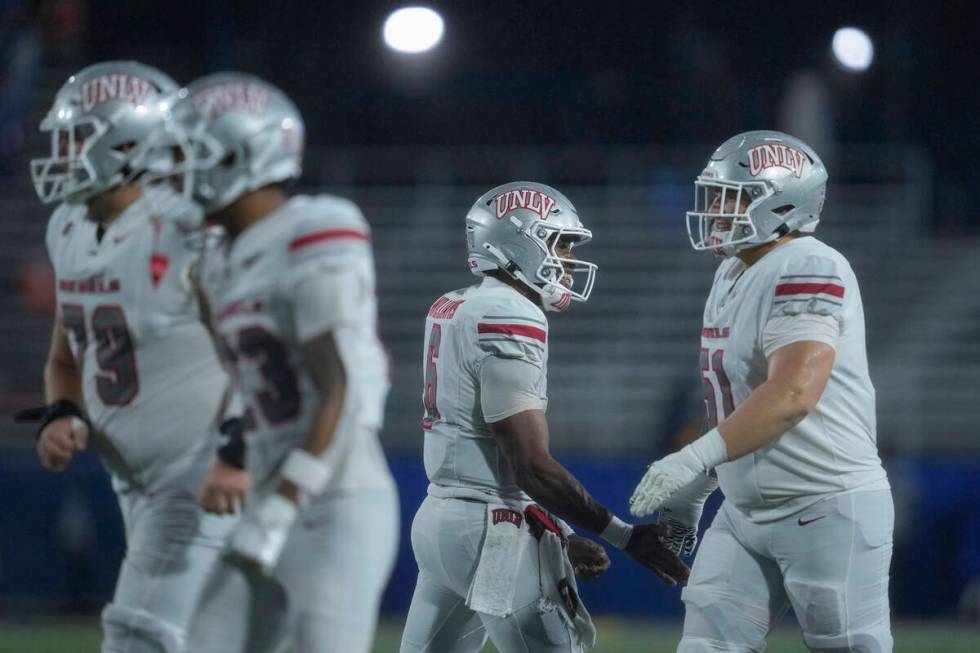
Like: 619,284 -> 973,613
471,289 -> 548,367
769,248 -> 850,319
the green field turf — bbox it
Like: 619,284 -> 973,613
0,618 -> 976,652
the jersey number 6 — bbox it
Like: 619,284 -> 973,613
421,323 -> 442,429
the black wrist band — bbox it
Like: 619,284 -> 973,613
217,416 -> 246,470
14,399 -> 89,441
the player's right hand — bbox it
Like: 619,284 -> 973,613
199,460 -> 251,515
36,416 -> 88,471
657,472 -> 719,557
660,514 -> 698,557
623,522 -> 690,586
567,534 -> 611,580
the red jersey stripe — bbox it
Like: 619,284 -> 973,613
477,323 -> 547,343
289,229 -> 369,251
774,282 -> 845,298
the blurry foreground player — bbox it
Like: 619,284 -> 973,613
630,131 -> 893,652
400,182 -> 689,652
174,73 -> 398,653
20,61 -> 236,652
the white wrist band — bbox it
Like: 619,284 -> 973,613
600,515 -> 634,550
281,449 -> 333,497
689,427 -> 729,470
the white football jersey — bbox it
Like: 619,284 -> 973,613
703,237 -> 889,522
45,186 -> 230,491
202,194 -> 394,495
421,276 -> 549,501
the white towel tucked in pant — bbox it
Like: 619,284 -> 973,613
465,503 -> 533,617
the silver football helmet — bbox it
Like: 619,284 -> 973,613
30,61 -> 179,205
466,181 -> 597,312
686,130 -> 828,257
169,72 -> 304,213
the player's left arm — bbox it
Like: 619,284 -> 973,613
632,255 -> 847,517
225,250 -> 362,573
631,341 -> 835,517
225,330 -> 348,574
275,330 -> 347,503
718,340 -> 835,458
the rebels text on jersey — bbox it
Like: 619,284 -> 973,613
46,187 -> 230,490
702,237 -> 889,522
421,276 -> 549,502
203,195 -> 393,495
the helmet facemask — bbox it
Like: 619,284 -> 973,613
475,216 -> 597,312
686,179 -> 774,257
31,115 -> 111,204
530,224 -> 596,311
183,123 -> 246,213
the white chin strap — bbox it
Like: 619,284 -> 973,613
509,264 -> 574,312
474,243 -> 578,312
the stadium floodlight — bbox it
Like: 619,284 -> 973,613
831,27 -> 874,72
383,7 -> 444,54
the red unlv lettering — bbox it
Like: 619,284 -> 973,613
491,508 -> 523,528
193,82 -> 270,119
747,144 -> 806,179
701,327 -> 730,339
59,278 -> 121,294
495,189 -> 557,221
81,75 -> 153,112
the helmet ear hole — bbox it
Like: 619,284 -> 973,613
773,204 -> 794,215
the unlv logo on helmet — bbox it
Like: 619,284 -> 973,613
495,189 -> 557,221
747,144 -> 807,179
81,75 -> 153,112
193,82 -> 270,120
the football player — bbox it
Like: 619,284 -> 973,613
21,61 -> 237,652
400,182 -> 690,652
172,73 -> 399,653
629,131 -> 894,652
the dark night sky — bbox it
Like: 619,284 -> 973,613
82,1 -> 978,187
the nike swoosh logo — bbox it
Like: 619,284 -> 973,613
798,516 -> 826,526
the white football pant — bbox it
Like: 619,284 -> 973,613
400,495 -> 584,653
101,482 -> 236,653
187,488 -> 399,653
678,489 -> 893,653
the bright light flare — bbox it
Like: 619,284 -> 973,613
383,7 -> 444,54
832,27 -> 874,72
